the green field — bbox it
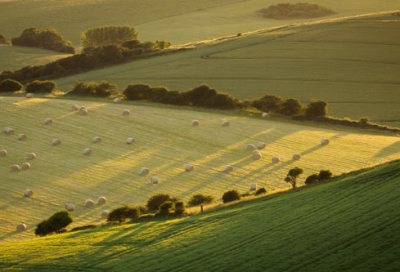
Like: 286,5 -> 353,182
1,96 -> 400,244
1,156 -> 400,271
0,45 -> 71,72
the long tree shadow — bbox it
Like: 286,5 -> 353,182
373,140 -> 400,159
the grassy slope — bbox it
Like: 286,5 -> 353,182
1,158 -> 400,271
0,45 -> 71,71
52,13 -> 400,127
0,96 -> 400,244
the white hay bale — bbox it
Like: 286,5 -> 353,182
141,167 -> 149,175
65,204 -> 75,211
122,109 -> 130,116
98,196 -> 107,205
18,134 -> 26,140
114,98 -> 121,104
101,210 -> 109,218
127,138 -> 135,144
27,153 -> 36,160
272,156 -> 281,163
21,162 -> 30,170
11,165 -> 20,171
150,177 -> 159,184
247,144 -> 255,150
4,127 -> 14,135
80,108 -> 88,115
253,152 -> 262,160
79,106 -> 86,110
26,93 -> 33,98
53,139 -> 61,145
0,150 -> 7,157
44,118 -> 52,125
185,164 -> 194,172
221,120 -> 229,127
24,190 -> 33,197
250,183 -> 257,191
93,136 -> 102,143
253,150 -> 261,155
16,223 -> 26,232
85,199 -> 94,207
72,104 -> 80,111
192,120 -> 200,127
262,112 -> 270,118
257,142 -> 266,150
321,138 -> 330,145
84,148 -> 92,155
292,153 -> 301,160
224,165 -> 234,172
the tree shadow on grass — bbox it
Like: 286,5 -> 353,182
373,140 -> 400,159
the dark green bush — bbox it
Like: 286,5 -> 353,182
155,40 -> 171,49
107,205 -> 140,223
305,173 -> 319,185
284,167 -> 304,189
174,201 -> 186,215
159,201 -> 174,216
0,34 -> 8,45
278,98 -> 304,116
67,81 -> 119,97
35,210 -> 74,237
138,205 -> 148,214
121,39 -> 142,49
187,193 -> 215,206
255,187 -> 267,196
34,219 -> 50,237
252,94 -> 283,113
318,170 -> 333,181
0,79 -> 23,92
359,116 -> 370,125
25,80 -> 57,94
259,3 -> 335,19
222,189 -> 241,203
147,193 -> 179,210
305,99 -> 328,117
123,83 -> 152,100
81,25 -> 139,48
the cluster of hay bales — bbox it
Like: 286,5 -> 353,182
93,136 -> 101,143
26,93 -> 33,98
83,148 -> 92,155
44,118 -> 52,125
4,127 -> 14,135
24,190 -> 33,197
122,109 -> 130,116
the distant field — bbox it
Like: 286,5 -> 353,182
0,45 -> 70,71
1,96 -> 400,243
1,156 -> 400,271
0,0 -> 398,49
52,13 -> 400,127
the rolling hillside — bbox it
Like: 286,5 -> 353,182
1,156 -> 399,271
0,96 -> 400,243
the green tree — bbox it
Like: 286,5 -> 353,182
305,99 -> 328,117
47,210 -> 74,234
147,193 -> 179,210
174,201 -> 186,215
107,206 -> 140,223
252,94 -> 283,112
81,26 -> 139,48
26,80 -> 57,94
318,170 -> 333,181
0,79 -> 23,93
0,34 -> 8,45
284,167 -> 304,188
278,98 -> 304,116
222,189 -> 241,203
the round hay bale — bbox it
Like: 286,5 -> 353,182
140,167 -> 149,175
11,165 -> 20,171
44,118 -> 52,125
79,106 -> 86,110
150,177 -> 159,184
127,138 -> 135,144
21,162 -> 30,170
247,144 -> 255,150
221,120 -> 230,127
4,127 -> 14,135
122,109 -> 130,116
185,164 -> 194,172
65,204 -> 75,211
292,153 -> 301,160
101,210 -> 109,218
24,190 -> 33,197
321,138 -> 330,145
27,153 -> 36,160
253,150 -> 261,155
80,108 -> 88,115
224,165 -> 234,172
0,150 -> 7,157
16,223 -> 26,232
272,156 -> 281,163
18,134 -> 26,140
85,199 -> 94,207
83,148 -> 92,155
72,104 -> 80,111
114,98 -> 121,104
257,142 -> 266,150
192,120 -> 200,127
253,152 -> 262,160
26,93 -> 33,98
262,112 -> 270,118
250,183 -> 257,191
98,197 -> 107,205
53,139 -> 61,145
93,136 -> 102,143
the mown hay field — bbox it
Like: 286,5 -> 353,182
1,157 -> 400,271
0,96 -> 400,243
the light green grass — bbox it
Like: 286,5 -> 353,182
0,96 -> 400,243
0,45 -> 71,71
1,157 -> 400,271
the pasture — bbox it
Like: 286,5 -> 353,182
1,155 -> 400,271
0,96 -> 400,243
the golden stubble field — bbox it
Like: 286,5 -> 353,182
0,96 -> 400,243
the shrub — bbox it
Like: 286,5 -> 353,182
81,25 -> 139,48
107,205 -> 140,223
259,3 -> 335,19
147,193 -> 179,210
0,79 -> 23,93
25,80 -> 57,93
222,189 -> 241,203
0,34 -> 8,45
67,81 -> 119,97
278,98 -> 304,116
284,167 -> 304,189
123,83 -> 152,100
318,170 -> 333,181
34,219 -> 50,237
155,40 -> 171,49
305,174 -> 319,185
158,201 -> 174,216
255,187 -> 267,196
305,99 -> 328,117
142,41 -> 156,52
121,39 -> 141,49
138,205 -> 148,214
359,116 -> 370,124
187,193 -> 215,206
174,201 -> 186,215
252,94 -> 283,113
47,210 -> 74,234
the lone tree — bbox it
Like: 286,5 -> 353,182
284,167 -> 304,189
81,26 -> 139,48
35,210 -> 74,237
